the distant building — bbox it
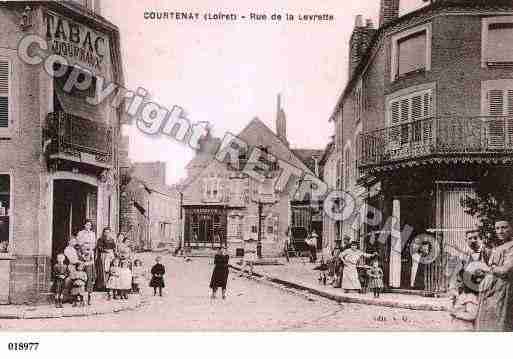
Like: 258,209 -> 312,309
180,95 -> 323,257
120,175 -> 180,251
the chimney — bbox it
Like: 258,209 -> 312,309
348,15 -> 377,78
379,0 -> 400,27
276,94 -> 288,146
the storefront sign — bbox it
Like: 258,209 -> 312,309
45,11 -> 108,71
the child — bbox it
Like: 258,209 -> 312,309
70,262 -> 87,307
366,259 -> 384,298
149,256 -> 165,296
53,254 -> 69,308
79,245 -> 95,306
316,258 -> 329,286
106,258 -> 121,300
132,259 -> 145,294
118,260 -> 132,299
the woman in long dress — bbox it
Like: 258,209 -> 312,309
96,227 -> 116,291
340,241 -> 375,293
210,247 -> 229,299
76,219 -> 96,252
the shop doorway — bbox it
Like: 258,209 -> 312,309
51,179 -> 97,262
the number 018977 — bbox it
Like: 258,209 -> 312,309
8,342 -> 39,351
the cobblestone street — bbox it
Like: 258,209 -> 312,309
0,255 -> 472,331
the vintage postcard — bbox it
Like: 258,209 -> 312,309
0,0 -> 513,339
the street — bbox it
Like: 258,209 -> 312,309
0,255 -> 471,331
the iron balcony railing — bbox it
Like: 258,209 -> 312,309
358,116 -> 513,167
46,111 -> 113,165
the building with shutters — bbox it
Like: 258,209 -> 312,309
180,95 -> 323,258
330,0 -> 513,295
0,1 -> 124,304
119,162 -> 181,252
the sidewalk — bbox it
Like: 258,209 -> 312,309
0,292 -> 145,319
231,258 -> 451,312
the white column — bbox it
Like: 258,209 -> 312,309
389,199 -> 402,288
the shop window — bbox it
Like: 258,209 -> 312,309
0,174 -> 11,253
391,23 -> 431,80
482,17 -> 513,67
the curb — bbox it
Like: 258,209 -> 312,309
229,264 -> 450,312
0,297 -> 145,320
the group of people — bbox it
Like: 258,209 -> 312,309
449,218 -> 513,331
52,220 -> 166,308
316,238 -> 383,297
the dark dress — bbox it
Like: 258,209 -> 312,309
149,263 -> 165,288
210,254 -> 229,290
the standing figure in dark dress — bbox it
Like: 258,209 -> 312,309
210,247 -> 229,299
149,256 -> 165,296
96,227 -> 116,291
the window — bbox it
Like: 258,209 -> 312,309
354,80 -> 363,123
482,17 -> 513,67
0,59 -> 11,135
203,175 -> 222,202
387,88 -> 434,148
251,225 -> 258,234
0,174 -> 11,254
482,79 -> 513,148
391,23 -> 432,81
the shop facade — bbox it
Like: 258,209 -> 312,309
0,1 -> 123,304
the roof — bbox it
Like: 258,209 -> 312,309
330,0 -> 513,120
291,149 -> 324,174
125,176 -> 178,198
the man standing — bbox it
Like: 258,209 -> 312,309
475,219 -> 513,331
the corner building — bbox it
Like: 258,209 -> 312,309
332,0 -> 513,294
0,0 -> 123,304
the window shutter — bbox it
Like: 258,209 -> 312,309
0,60 -> 9,129
489,90 -> 504,116
488,89 -> 506,148
507,90 -> 513,146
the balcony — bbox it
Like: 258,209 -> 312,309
46,112 -> 113,169
358,116 -> 513,171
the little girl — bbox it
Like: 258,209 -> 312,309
132,259 -> 145,294
70,262 -> 87,306
118,260 -> 132,299
149,256 -> 165,296
366,259 -> 384,298
106,258 -> 121,300
53,253 -> 68,308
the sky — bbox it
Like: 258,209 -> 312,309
101,0 -> 427,185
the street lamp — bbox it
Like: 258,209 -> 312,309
251,174 -> 278,259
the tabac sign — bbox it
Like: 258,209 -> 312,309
44,11 -> 109,72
